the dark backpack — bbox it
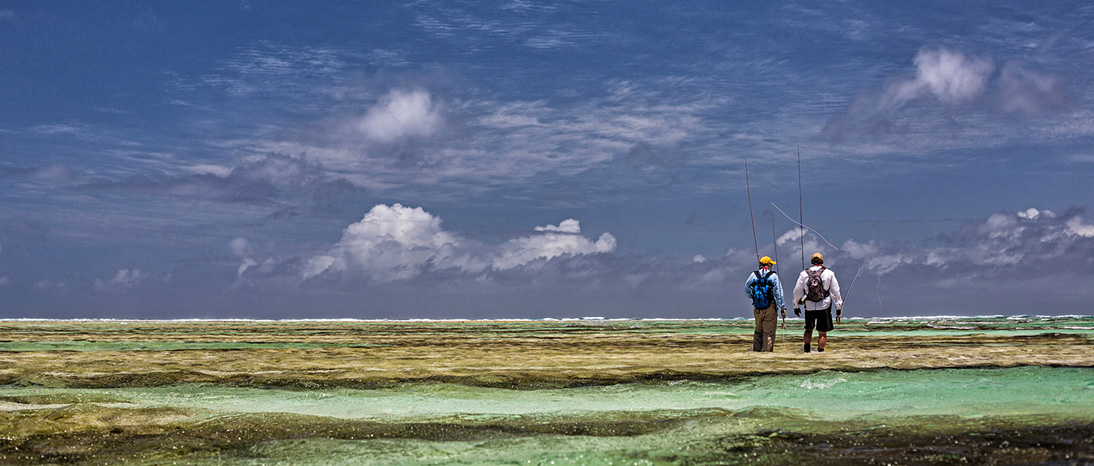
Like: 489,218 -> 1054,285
805,266 -> 828,302
749,270 -> 775,309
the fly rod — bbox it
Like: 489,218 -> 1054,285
797,146 -> 805,272
772,213 -> 785,329
837,266 -> 862,324
745,160 -> 760,263
796,146 -> 806,310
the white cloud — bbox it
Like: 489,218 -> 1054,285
844,207 -> 1094,276
884,48 -> 993,109
493,219 -> 616,270
842,239 -> 880,260
1017,207 -> 1055,220
1066,218 -> 1094,237
229,238 -> 257,277
980,212 -> 1019,238
303,203 -> 480,281
229,237 -> 253,258
94,269 -> 150,291
303,204 -> 616,281
359,89 -> 442,143
186,164 -> 233,177
776,228 -> 807,246
535,219 -> 581,233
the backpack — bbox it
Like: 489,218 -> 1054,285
749,270 -> 775,309
805,266 -> 829,302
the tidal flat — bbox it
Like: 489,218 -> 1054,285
1,317 -> 1093,465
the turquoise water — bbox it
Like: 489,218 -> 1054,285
4,367 -> 1093,465
5,367 -> 1091,422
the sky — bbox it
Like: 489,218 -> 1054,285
2,1 -> 1093,319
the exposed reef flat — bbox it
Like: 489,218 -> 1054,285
1,317 -> 1093,465
2,317 -> 1092,388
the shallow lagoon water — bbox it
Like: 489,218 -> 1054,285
4,367 -> 1092,422
2,317 -> 1093,464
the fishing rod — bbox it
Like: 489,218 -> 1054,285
837,266 -> 862,324
744,160 -> 760,263
797,146 -> 805,273
795,146 -> 806,311
770,202 -> 842,251
771,213 -> 785,329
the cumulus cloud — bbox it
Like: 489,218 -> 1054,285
303,204 -> 616,282
303,204 -> 481,281
94,269 -> 150,291
883,48 -> 993,109
1066,217 -> 1094,237
494,219 -> 616,270
359,89 -> 443,143
534,219 -> 581,233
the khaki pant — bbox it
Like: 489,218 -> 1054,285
753,304 -> 779,352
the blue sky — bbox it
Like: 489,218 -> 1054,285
2,1 -> 1093,318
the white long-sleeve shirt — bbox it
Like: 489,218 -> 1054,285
793,265 -> 843,311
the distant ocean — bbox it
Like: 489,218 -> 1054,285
3,313 -> 1091,322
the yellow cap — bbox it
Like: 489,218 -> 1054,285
811,252 -> 824,263
759,256 -> 776,265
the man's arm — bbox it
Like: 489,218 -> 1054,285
827,271 -> 843,311
792,271 -> 806,315
772,273 -> 786,310
744,272 -> 756,298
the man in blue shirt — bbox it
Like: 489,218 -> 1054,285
745,256 -> 787,352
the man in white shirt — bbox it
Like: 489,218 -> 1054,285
792,253 -> 842,353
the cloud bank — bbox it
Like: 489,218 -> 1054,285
303,204 -> 617,282
832,207 -> 1094,279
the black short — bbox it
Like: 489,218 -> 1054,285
804,307 -> 833,332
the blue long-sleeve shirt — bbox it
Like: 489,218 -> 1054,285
744,267 -> 786,309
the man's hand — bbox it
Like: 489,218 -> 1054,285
836,308 -> 842,317
793,307 -> 801,317
780,308 -> 787,318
